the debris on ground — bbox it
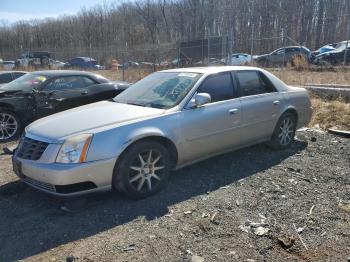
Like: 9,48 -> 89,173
191,255 -> 204,262
278,235 -> 296,249
0,130 -> 349,261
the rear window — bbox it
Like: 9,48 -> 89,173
0,73 -> 13,84
236,71 -> 276,97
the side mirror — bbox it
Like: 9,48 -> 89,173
187,93 -> 211,108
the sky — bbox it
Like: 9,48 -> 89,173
0,0 -> 118,24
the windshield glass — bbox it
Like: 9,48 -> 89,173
0,73 -> 47,92
334,41 -> 350,51
114,72 -> 202,109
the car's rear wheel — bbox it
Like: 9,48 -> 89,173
113,140 -> 171,199
0,109 -> 22,143
269,112 -> 296,150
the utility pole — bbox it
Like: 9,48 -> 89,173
281,28 -> 286,68
343,20 -> 350,65
228,28 -> 234,65
250,24 -> 254,61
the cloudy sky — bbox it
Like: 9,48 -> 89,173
0,0 -> 117,24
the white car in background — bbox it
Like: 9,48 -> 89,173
223,53 -> 252,66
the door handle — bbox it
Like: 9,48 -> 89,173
228,108 -> 239,115
273,100 -> 280,105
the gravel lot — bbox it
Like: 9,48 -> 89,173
0,130 -> 349,262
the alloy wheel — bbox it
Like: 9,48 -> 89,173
128,149 -> 165,192
278,117 -> 294,146
0,113 -> 18,140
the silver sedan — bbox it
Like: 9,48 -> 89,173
12,66 -> 312,198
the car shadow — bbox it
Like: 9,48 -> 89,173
0,140 -> 307,261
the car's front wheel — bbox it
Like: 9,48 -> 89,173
269,112 -> 296,150
0,109 -> 22,143
113,140 -> 171,199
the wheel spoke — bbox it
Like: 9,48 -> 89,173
146,178 -> 152,190
152,155 -> 161,165
138,154 -> 145,165
153,166 -> 164,171
151,173 -> 161,180
147,150 -> 152,164
130,174 -> 142,183
130,166 -> 142,172
137,177 -> 145,191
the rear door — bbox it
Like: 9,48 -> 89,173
34,76 -> 91,118
0,73 -> 13,84
235,70 -> 281,144
180,72 -> 242,162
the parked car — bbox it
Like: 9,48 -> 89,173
312,43 -> 337,56
223,53 -> 252,65
254,46 -> 313,66
65,57 -> 103,69
16,51 -> 51,68
314,41 -> 350,65
49,59 -> 66,69
2,61 -> 16,70
12,66 -> 312,198
119,61 -> 140,70
0,71 -> 27,87
0,70 -> 130,142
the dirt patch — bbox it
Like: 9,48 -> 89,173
0,130 -> 349,261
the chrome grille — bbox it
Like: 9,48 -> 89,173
22,176 -> 56,192
16,137 -> 48,160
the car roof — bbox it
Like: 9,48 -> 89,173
71,57 -> 97,62
0,71 -> 27,74
160,66 -> 264,74
30,70 -> 101,77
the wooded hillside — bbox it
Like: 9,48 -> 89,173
0,0 -> 349,62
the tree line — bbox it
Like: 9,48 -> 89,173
0,0 -> 349,64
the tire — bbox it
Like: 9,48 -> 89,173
0,109 -> 22,143
269,112 -> 296,150
112,140 -> 171,199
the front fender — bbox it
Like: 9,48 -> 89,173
86,126 -> 174,162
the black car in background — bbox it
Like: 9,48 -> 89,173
0,70 -> 130,142
314,41 -> 350,65
0,71 -> 27,87
254,46 -> 313,66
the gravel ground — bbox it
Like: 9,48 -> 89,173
0,130 -> 349,262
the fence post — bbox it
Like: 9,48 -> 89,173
250,24 -> 254,62
343,20 -> 350,65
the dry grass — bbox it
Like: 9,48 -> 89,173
309,96 -> 350,130
271,68 -> 350,86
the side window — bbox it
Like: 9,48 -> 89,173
197,72 -> 234,103
258,72 -> 277,93
82,77 -> 97,86
236,71 -> 275,97
0,73 -> 13,83
275,49 -> 285,55
45,76 -> 85,91
13,72 -> 26,78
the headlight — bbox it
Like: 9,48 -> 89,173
56,134 -> 93,164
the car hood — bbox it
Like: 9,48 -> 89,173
0,89 -> 26,97
26,101 -> 165,142
317,49 -> 343,58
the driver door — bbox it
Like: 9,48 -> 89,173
180,72 -> 242,163
34,76 -> 90,119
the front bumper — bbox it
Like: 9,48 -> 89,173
12,155 -> 116,196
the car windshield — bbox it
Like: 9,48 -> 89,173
334,41 -> 350,51
0,73 -> 47,92
114,72 -> 202,109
